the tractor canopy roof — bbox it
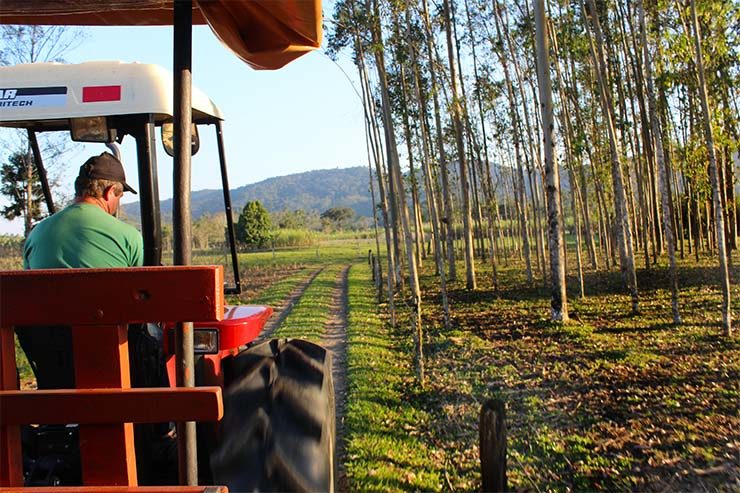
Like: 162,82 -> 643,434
0,1 -> 322,71
0,61 -> 223,131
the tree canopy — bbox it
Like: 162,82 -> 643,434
320,206 -> 355,231
236,200 -> 271,248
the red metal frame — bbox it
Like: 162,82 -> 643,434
0,266 -> 226,489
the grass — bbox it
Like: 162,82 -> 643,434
238,240 -> 371,268
272,264 -> 346,342
343,263 -> 443,492
14,335 -> 35,390
236,267 -> 316,307
411,253 -> 740,492
243,266 -> 319,306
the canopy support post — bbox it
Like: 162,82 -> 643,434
216,121 -> 242,294
173,0 -> 197,486
135,115 -> 162,267
28,130 -> 55,215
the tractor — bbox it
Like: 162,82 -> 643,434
0,2 -> 335,492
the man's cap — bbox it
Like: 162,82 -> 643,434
79,152 -> 137,194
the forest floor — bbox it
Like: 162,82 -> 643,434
409,252 -> 740,491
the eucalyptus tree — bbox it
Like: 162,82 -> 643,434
498,2 -> 548,283
689,0 -> 731,336
638,0 -> 681,324
491,0 -> 534,286
442,0 -> 477,290
390,14 -> 425,269
328,0 -> 398,323
421,0 -> 457,282
403,3 -> 452,327
583,0 -> 640,313
534,0 -> 568,321
550,4 -> 586,298
464,0 -> 501,289
368,0 -> 425,382
554,5 -> 600,272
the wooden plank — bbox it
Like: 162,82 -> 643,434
74,324 -> 136,486
73,325 -> 131,388
0,387 -> 223,425
79,423 -> 137,486
0,266 -> 224,327
0,327 -> 22,487
0,487 -> 228,493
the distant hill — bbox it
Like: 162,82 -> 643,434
122,166 -> 372,222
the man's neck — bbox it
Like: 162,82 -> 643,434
75,196 -> 112,215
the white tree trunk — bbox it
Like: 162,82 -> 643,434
690,0 -> 731,336
639,0 -> 681,324
534,0 -> 569,321
585,0 -> 639,313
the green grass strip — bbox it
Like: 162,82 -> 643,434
272,264 -> 345,342
236,241 -> 371,269
247,266 -> 318,306
344,263 -> 442,492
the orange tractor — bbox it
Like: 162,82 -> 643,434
0,2 -> 335,492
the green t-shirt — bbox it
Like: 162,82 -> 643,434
24,203 -> 144,269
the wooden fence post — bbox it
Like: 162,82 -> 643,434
480,398 -> 507,492
373,256 -> 383,302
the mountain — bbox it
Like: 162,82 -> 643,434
122,166 -> 372,222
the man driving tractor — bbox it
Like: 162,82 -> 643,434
20,152 -> 143,391
24,152 -> 142,270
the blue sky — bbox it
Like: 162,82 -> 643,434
0,14 -> 367,234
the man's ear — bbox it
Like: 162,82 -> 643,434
104,185 -> 120,202
103,186 -> 114,201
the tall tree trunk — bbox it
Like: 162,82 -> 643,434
585,0 -> 640,313
493,1 -> 533,285
442,0 -> 476,289
503,6 -> 547,283
371,0 -> 425,381
464,0 -> 500,288
690,0 -> 732,336
535,0 -> 568,321
621,0 -> 662,265
408,5 -> 451,328
351,5 -> 396,324
551,15 -> 586,297
398,60 -> 424,269
562,51 -> 599,271
422,0 -> 456,282
639,0 -> 681,324
452,4 -> 486,262
367,159 -> 383,302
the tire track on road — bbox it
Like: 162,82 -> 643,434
320,265 -> 351,492
257,267 -> 323,342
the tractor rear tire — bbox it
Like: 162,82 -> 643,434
211,338 -> 335,493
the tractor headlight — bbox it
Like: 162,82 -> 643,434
193,329 -> 219,354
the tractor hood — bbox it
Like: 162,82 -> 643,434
0,0 -> 322,70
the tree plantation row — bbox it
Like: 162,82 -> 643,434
326,0 -> 739,383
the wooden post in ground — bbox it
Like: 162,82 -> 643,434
479,399 -> 507,492
374,255 -> 383,303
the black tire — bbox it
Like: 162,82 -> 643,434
211,338 -> 335,493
